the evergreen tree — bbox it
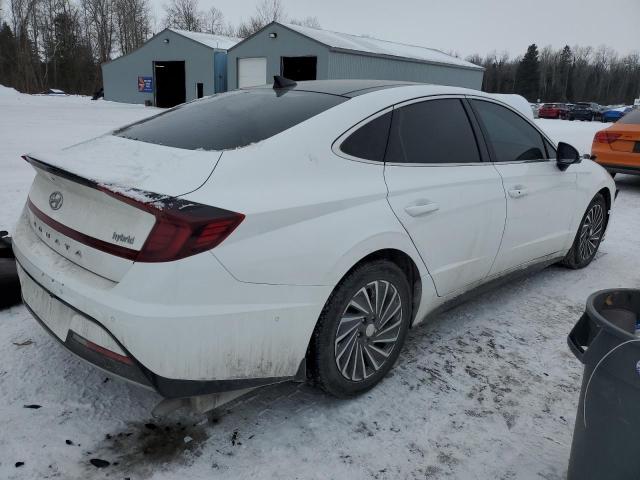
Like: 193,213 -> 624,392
0,23 -> 16,88
514,44 -> 540,101
558,45 -> 573,101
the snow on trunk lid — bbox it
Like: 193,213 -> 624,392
27,134 -> 222,198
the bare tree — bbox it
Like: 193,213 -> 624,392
236,0 -> 285,38
204,5 -> 224,34
289,15 -> 320,29
254,0 -> 284,24
8,0 -> 41,91
81,0 -> 115,62
163,0 -> 203,31
114,0 -> 151,54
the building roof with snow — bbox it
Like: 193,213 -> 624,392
167,28 -> 241,51
281,23 -> 482,71
226,22 -> 484,90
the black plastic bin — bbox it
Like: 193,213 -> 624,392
0,231 -> 20,309
567,289 -> 640,480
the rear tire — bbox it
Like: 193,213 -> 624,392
561,194 -> 607,269
308,260 -> 411,398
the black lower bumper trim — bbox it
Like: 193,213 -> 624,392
602,164 -> 640,176
18,260 -> 294,398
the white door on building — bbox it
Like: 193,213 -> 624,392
238,57 -> 267,88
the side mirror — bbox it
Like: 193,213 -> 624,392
557,142 -> 581,171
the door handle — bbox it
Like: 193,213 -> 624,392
508,187 -> 529,198
404,202 -> 440,217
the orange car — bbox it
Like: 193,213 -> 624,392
592,108 -> 640,177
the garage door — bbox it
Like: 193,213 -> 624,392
238,57 -> 267,88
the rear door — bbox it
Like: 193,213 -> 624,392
384,97 -> 506,297
469,98 -> 578,275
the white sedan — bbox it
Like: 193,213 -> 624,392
13,79 -> 615,403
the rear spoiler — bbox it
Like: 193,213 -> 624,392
23,155 -> 97,190
22,155 -> 169,205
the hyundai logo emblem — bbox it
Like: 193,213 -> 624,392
49,191 -> 63,210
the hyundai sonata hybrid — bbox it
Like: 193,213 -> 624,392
13,79 -> 615,401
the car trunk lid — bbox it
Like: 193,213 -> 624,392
23,135 -> 225,281
27,134 -> 221,197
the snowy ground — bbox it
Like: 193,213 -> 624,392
1,91 -> 639,479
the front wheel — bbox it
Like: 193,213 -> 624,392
561,194 -> 607,269
308,260 -> 412,398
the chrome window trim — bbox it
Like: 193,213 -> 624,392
333,94 -> 490,166
332,93 -> 558,166
331,106 -> 394,164
464,95 -> 556,164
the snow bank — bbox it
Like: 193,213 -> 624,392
535,119 -> 603,155
490,93 -> 534,120
0,84 -> 20,98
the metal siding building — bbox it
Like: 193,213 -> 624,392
228,22 -> 483,90
102,28 -> 240,106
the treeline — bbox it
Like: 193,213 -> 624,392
2,0 -> 638,105
0,0 -> 318,94
467,44 -> 640,105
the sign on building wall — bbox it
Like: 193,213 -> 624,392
138,76 -> 153,93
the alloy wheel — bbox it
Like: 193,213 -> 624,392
334,280 -> 403,382
578,203 -> 604,262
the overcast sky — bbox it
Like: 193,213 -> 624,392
149,0 -> 639,58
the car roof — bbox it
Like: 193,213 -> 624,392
252,79 -> 422,97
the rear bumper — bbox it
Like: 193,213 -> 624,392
18,263 -> 304,397
13,208 -> 330,398
593,148 -> 640,175
601,164 -> 640,176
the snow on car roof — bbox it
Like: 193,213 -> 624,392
168,28 -> 241,50
281,22 -> 483,71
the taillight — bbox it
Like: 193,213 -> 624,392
594,131 -> 622,144
99,186 -> 244,263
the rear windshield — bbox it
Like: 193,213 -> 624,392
114,89 -> 347,151
618,108 -> 640,124
575,103 -> 590,108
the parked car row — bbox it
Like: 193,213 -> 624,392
532,102 -> 635,122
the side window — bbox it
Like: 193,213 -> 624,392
385,98 -> 481,164
340,112 -> 392,162
471,100 -> 546,162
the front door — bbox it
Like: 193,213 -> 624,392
384,98 -> 506,297
469,99 -> 578,274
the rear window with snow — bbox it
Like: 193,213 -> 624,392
114,89 -> 347,151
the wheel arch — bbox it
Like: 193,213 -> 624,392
338,248 -> 423,325
303,247 -> 425,384
598,186 -> 613,232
